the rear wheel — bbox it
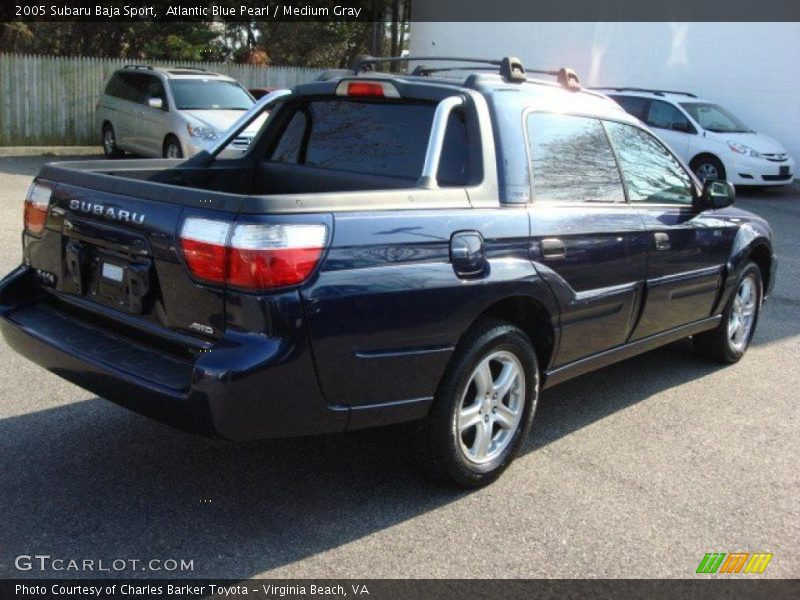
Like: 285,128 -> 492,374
163,136 -> 183,159
691,155 -> 726,182
101,124 -> 123,158
415,319 -> 539,488
694,262 -> 762,363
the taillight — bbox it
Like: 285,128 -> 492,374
24,182 -> 53,234
179,218 -> 231,285
335,80 -> 401,99
179,218 -> 327,291
228,223 -> 327,289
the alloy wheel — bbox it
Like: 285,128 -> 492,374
728,276 -> 757,352
103,129 -> 114,154
457,350 -> 525,464
696,162 -> 719,182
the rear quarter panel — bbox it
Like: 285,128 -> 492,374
301,206 -> 557,408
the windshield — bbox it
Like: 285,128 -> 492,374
679,102 -> 751,133
169,79 -> 254,110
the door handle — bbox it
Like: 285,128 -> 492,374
450,231 -> 486,278
541,238 -> 567,259
654,232 -> 671,251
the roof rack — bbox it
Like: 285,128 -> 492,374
350,55 -> 581,91
123,64 -> 153,70
171,66 -> 212,73
590,87 -> 697,98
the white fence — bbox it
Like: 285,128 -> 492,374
0,53 -> 322,146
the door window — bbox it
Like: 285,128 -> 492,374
645,100 -> 694,133
143,76 -> 167,109
604,121 -> 695,205
526,112 -> 625,203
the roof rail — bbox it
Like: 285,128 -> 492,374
590,87 -> 697,98
171,66 -> 212,73
123,64 -> 153,70
350,55 -> 581,90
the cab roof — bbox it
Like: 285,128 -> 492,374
305,54 -> 630,120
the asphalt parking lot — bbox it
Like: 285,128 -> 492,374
0,155 -> 797,579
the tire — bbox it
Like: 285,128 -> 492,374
101,124 -> 123,158
163,136 -> 183,159
415,319 -> 540,488
694,262 -> 762,364
690,155 -> 726,182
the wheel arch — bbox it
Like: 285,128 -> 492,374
460,295 -> 557,376
747,242 -> 773,296
162,133 -> 182,155
689,152 -> 727,177
716,228 -> 774,313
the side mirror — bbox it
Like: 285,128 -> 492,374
698,179 -> 735,210
147,97 -> 164,110
671,121 -> 692,133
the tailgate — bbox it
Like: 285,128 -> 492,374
24,180 -> 229,340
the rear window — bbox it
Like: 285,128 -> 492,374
269,99 -> 469,183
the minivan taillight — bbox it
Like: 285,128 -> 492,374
24,182 -> 53,234
179,218 -> 327,290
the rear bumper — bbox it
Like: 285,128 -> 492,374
0,266 -> 347,440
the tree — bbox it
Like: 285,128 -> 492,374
0,0 -> 410,67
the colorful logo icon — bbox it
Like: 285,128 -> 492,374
696,552 -> 773,574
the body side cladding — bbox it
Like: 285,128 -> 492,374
543,315 -> 722,388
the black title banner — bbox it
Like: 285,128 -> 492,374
1,0 -> 799,23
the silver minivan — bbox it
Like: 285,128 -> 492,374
96,65 -> 263,159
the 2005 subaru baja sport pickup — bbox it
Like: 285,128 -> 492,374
0,56 -> 776,487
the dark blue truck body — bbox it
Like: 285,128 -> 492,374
0,70 -> 776,444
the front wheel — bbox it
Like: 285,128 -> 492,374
415,319 -> 539,488
163,136 -> 183,159
102,124 -> 123,158
694,262 -> 762,363
691,155 -> 726,183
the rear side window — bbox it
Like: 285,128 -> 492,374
271,111 -> 307,164
269,99 -> 469,183
526,113 -> 625,203
437,111 -> 469,186
104,74 -> 127,99
645,100 -> 693,133
610,95 -> 649,121
106,72 -> 148,104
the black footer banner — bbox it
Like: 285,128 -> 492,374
2,579 -> 799,600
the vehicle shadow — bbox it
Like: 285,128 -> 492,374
0,338 -> 724,579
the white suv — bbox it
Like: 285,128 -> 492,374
96,65 -> 263,159
599,88 -> 794,186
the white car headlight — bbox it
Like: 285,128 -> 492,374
728,141 -> 762,159
187,123 -> 219,141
